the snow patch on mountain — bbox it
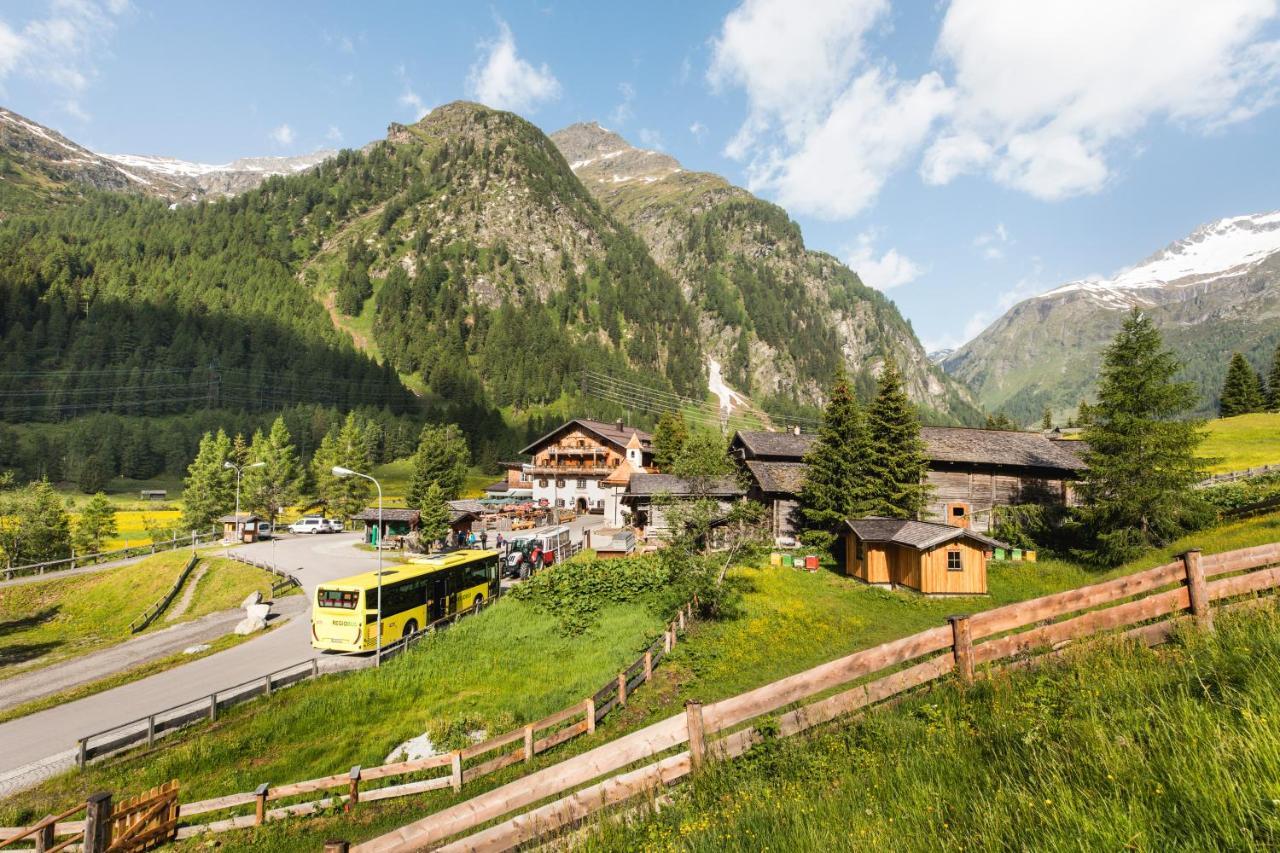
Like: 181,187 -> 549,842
1047,211 -> 1280,304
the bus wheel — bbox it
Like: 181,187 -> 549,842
403,620 -> 418,638
472,594 -> 484,612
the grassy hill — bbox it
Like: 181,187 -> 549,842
584,601 -> 1280,851
1201,413 -> 1280,473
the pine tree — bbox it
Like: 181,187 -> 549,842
1219,352 -> 1264,417
243,417 -> 304,526
312,413 -> 373,520
1269,342 -> 1280,411
1075,309 -> 1211,566
652,411 -> 689,472
73,492 -> 118,554
1041,407 -> 1054,430
406,423 -> 471,509
0,480 -> 72,565
799,369 -> 872,541
418,482 -> 451,546
865,359 -> 931,519
180,430 -> 234,532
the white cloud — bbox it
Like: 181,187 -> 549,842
326,125 -> 343,144
399,88 -> 429,120
638,128 -> 665,151
927,0 -> 1280,199
465,19 -> 561,113
610,82 -> 634,126
689,121 -> 708,141
269,123 -> 295,146
844,232 -> 924,291
974,223 -> 1011,260
0,0 -> 132,120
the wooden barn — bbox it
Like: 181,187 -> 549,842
732,426 -> 1085,541
842,518 -> 1006,595
352,508 -> 420,546
218,513 -> 262,544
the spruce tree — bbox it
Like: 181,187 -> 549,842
865,359 -> 931,519
243,417 -> 304,526
74,492 -> 118,554
180,430 -> 234,532
1075,309 -> 1211,566
418,482 -> 452,547
1219,352 -> 1264,417
652,411 -> 689,472
0,480 -> 72,565
799,369 -> 871,540
312,413 -> 373,520
1269,342 -> 1280,411
406,423 -> 471,508
1042,407 -> 1054,430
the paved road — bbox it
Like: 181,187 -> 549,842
0,533 -> 378,789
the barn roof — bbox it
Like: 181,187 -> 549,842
448,499 -> 487,514
520,418 -> 652,456
217,512 -> 262,523
845,517 -> 1007,551
626,473 -> 746,498
744,461 -> 807,494
732,426 -> 1084,472
352,508 -> 420,523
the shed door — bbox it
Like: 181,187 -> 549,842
945,502 -> 971,529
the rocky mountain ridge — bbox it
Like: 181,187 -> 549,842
942,211 -> 1280,422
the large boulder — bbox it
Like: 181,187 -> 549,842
246,603 -> 271,622
234,616 -> 268,635
241,591 -> 263,609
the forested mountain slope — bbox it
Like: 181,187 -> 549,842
551,122 -> 981,424
943,212 -> 1280,422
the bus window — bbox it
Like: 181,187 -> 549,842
318,588 -> 358,609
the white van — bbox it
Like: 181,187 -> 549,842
290,516 -> 332,534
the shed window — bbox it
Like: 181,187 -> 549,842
946,550 -> 963,571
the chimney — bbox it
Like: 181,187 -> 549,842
616,418 -> 624,432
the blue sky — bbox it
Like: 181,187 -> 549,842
3,1 -> 1280,352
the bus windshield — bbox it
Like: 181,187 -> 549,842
317,588 -> 359,609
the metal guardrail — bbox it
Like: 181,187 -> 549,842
3,530 -> 219,580
76,660 -> 320,768
128,553 -> 200,634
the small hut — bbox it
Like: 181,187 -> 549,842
842,518 -> 1006,595
218,513 -> 263,544
352,508 -> 420,546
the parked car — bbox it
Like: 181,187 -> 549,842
290,516 -> 331,535
327,518 -> 344,533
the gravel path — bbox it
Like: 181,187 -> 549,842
163,563 -> 208,622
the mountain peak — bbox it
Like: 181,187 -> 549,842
549,122 -> 681,185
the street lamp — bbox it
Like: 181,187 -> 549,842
332,465 -> 384,666
223,460 -> 264,556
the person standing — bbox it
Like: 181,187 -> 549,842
480,529 -> 489,549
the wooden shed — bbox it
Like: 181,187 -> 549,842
352,508 -> 420,546
842,518 -> 1006,596
218,513 -> 262,544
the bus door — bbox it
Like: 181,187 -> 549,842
428,575 -> 449,622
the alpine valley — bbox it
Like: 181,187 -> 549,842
943,211 -> 1280,424
0,101 -> 981,469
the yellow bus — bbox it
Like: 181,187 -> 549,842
311,549 -> 500,652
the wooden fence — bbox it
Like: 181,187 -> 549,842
224,552 -> 302,596
110,601 -> 699,842
336,541 -> 1280,853
1198,463 -> 1280,488
2,531 -> 219,581
0,782 -> 179,853
128,554 -> 200,634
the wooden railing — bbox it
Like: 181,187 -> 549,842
159,601 -> 698,841
128,554 -> 200,634
343,541 -> 1280,853
1198,463 -> 1280,487
2,531 -> 219,581
224,552 -> 302,595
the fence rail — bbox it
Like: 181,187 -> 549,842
3,530 -> 219,581
140,600 -> 699,841
343,540 -> 1280,853
1198,463 -> 1280,488
129,554 -> 200,634
224,552 -> 302,595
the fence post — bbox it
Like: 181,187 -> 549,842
311,658 -> 319,679
450,750 -> 463,792
1180,549 -> 1213,632
663,627 -> 672,654
34,814 -> 55,853
254,784 -> 268,825
263,674 -> 273,697
347,766 -> 361,810
617,671 -> 627,706
82,792 -> 112,853
523,724 -> 534,762
585,698 -> 596,735
146,715 -> 156,747
644,649 -> 653,682
208,693 -> 218,722
685,701 -> 707,772
324,842 -> 350,853
948,615 -> 974,685
677,609 -> 686,633
77,738 -> 88,768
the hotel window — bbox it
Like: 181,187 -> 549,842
596,499 -> 605,509
556,499 -> 565,508
556,479 -> 565,488
576,479 -> 587,489
538,479 -> 548,488
947,550 -> 963,571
